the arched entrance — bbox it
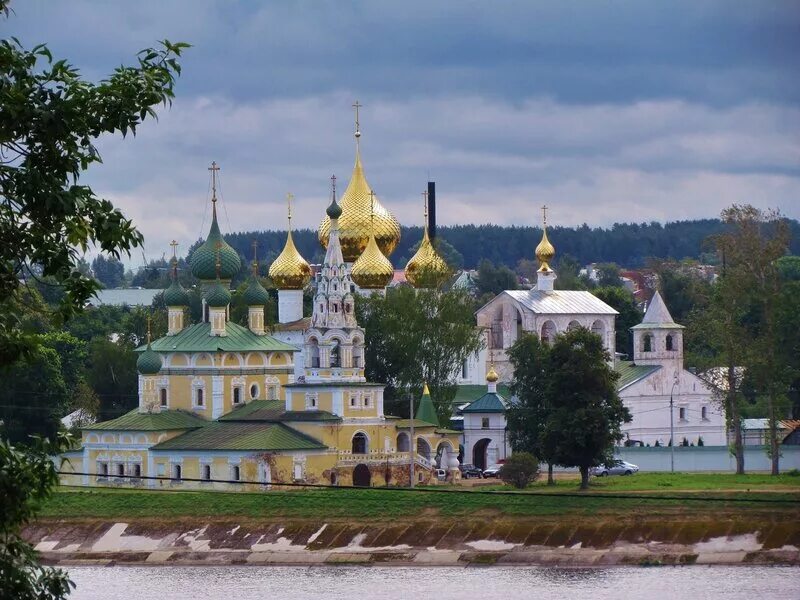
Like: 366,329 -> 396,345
353,463 -> 371,487
352,432 -> 368,454
473,438 -> 491,470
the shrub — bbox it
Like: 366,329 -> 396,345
697,437 -> 704,447
498,453 -> 540,489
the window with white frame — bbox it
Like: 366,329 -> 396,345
202,464 -> 211,481
132,464 -> 141,479
233,386 -> 242,404
265,377 -> 280,400
350,394 -> 357,408
172,464 -> 182,481
97,462 -> 109,478
305,392 -> 318,409
363,393 -> 371,408
679,407 -> 687,421
192,378 -> 205,408
701,406 -> 708,420
481,417 -> 490,429
159,388 -> 168,407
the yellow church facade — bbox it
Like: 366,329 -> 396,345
60,114 -> 461,490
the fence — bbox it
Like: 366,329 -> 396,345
612,445 -> 800,472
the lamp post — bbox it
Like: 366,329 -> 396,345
409,390 -> 415,489
670,378 -> 679,473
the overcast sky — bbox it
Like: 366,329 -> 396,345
10,1 -> 800,261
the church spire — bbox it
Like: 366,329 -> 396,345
535,205 -> 557,292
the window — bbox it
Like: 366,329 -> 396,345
250,383 -> 259,399
196,388 -> 204,406
202,464 -> 211,481
305,393 -> 318,409
363,395 -> 371,407
665,334 -> 674,351
330,341 -> 340,368
350,395 -> 357,407
160,388 -> 168,407
679,407 -> 687,421
233,387 -> 241,404
98,462 -> 109,480
462,360 -> 468,379
352,432 -> 368,454
132,464 -> 141,478
643,333 -> 653,353
116,463 -> 125,477
231,465 -> 240,481
267,384 -> 279,400
701,406 -> 708,420
172,464 -> 182,481
481,417 -> 490,429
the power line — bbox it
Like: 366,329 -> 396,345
56,471 -> 800,504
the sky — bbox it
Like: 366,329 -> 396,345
9,1 -> 800,262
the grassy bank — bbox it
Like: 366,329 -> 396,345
42,473 -> 800,521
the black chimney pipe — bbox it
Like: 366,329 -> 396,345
427,181 -> 436,241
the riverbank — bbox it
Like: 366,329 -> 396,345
28,478 -> 800,568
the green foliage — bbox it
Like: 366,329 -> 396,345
776,256 -> 800,282
90,255 -> 125,289
476,259 -> 518,296
595,262 -> 623,287
506,334 -> 551,461
499,452 -> 540,489
357,287 -> 484,422
0,434 -> 74,599
0,8 -> 188,363
86,338 -> 139,421
541,328 -> 630,489
591,286 -> 641,357
553,253 -> 587,290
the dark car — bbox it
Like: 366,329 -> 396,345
459,464 -> 483,479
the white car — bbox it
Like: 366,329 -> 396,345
482,464 -> 502,478
590,460 -> 639,477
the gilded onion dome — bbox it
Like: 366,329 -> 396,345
190,162 -> 241,281
269,197 -> 312,290
318,115 -> 401,262
405,194 -> 450,289
351,231 -> 394,289
535,226 -> 555,273
486,363 -> 499,383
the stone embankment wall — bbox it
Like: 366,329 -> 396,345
26,518 -> 800,567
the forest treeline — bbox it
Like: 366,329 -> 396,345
211,218 -> 800,272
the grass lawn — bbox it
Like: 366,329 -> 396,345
41,472 -> 800,522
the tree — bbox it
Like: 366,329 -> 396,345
498,452 -> 540,489
357,287 -> 484,422
476,259 -> 518,297
0,434 -> 74,599
553,253 -> 586,290
541,328 -> 630,490
0,6 -> 188,363
776,256 -> 800,282
595,263 -> 623,287
91,255 -> 125,289
86,338 -> 139,421
591,286 -> 641,358
505,333 -> 555,484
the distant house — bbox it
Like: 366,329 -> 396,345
736,419 -> 800,446
90,288 -> 161,307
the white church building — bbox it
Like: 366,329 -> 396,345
459,217 -> 726,469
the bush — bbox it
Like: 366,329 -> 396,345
498,453 -> 540,489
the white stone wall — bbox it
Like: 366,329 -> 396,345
462,412 -> 511,468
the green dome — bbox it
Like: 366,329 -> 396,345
326,197 -> 342,220
242,275 -> 270,306
163,279 -> 189,306
136,343 -> 162,375
205,279 -> 231,307
190,210 -> 241,281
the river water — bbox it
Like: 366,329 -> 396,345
65,565 -> 796,600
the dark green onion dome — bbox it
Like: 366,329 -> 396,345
136,342 -> 162,375
190,209 -> 241,281
163,279 -> 190,306
242,274 -> 270,306
205,278 -> 232,308
326,196 -> 342,220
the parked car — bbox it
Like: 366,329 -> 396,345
482,464 -> 502,478
590,460 -> 639,477
459,464 -> 483,479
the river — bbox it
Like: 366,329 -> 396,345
65,565 -> 796,600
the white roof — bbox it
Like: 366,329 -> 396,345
633,291 -> 684,330
505,289 -> 618,316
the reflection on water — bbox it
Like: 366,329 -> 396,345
65,565 -> 795,600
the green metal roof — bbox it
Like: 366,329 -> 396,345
150,421 -> 326,451
415,389 -> 439,426
137,322 -> 297,354
219,400 -> 341,423
462,392 -> 507,413
395,418 -> 438,429
615,361 -> 661,391
452,384 -> 511,405
84,409 -> 207,431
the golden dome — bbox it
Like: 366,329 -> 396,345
351,231 -> 394,289
535,227 -> 556,273
405,228 -> 450,288
269,229 -> 311,289
486,364 -> 499,383
318,147 -> 401,263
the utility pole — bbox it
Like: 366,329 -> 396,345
409,390 -> 415,488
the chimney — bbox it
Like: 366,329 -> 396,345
427,181 -> 436,241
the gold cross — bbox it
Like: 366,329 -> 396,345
252,239 -> 259,276
352,100 -> 362,132
542,204 -> 548,227
214,240 -> 222,277
146,315 -> 152,344
209,161 -> 220,201
170,240 -> 178,259
287,192 -> 294,223
330,174 -> 337,199
423,190 -> 428,220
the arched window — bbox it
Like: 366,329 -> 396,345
330,340 -> 340,368
196,388 -> 204,406
133,464 -> 141,478
116,463 -> 125,477
567,320 -> 581,331
233,387 -> 241,404
541,321 -> 557,345
172,464 -> 182,481
202,464 -> 211,481
665,334 -> 674,351
397,432 -> 410,452
231,465 -> 240,481
642,333 -> 653,353
160,388 -> 167,407
308,337 -> 320,368
352,432 -> 368,454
